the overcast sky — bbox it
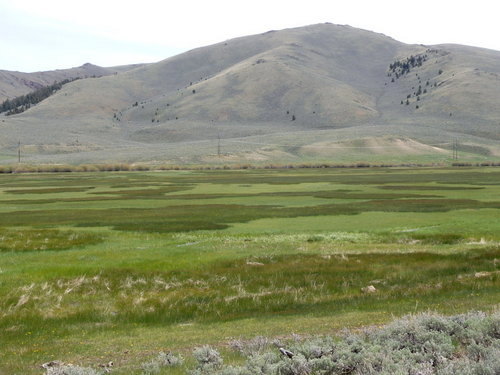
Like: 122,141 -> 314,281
1,0 -> 499,72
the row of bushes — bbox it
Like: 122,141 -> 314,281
452,162 -> 500,167
0,161 -> 499,174
0,163 -> 150,173
0,162 -> 453,174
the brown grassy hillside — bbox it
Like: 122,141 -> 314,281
0,23 -> 499,164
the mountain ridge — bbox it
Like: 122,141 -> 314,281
1,23 -> 499,164
0,62 -> 145,102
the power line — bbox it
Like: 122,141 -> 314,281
453,138 -> 459,160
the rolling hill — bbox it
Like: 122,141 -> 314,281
1,23 -> 499,165
0,62 -> 144,102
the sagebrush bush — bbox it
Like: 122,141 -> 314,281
141,351 -> 184,374
190,346 -> 224,375
44,364 -> 104,375
186,312 -> 499,375
244,352 -> 281,375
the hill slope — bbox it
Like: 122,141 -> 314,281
1,23 -> 499,164
0,63 -> 144,102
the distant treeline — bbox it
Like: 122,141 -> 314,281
0,77 -> 80,116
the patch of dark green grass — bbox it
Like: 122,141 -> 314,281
171,169 -> 500,186
2,196 -> 118,205
165,190 -> 437,201
350,198 -> 500,213
113,220 -> 228,232
0,175 -> 114,188
3,169 -> 497,189
0,187 -> 445,207
1,186 -> 194,205
0,197 -> 498,233
311,191 -> 437,199
109,182 -> 190,189
90,185 -> 194,199
4,186 -> 94,194
394,233 -> 465,245
378,185 -> 485,191
0,173 -> 170,189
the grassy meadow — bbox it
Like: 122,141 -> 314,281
0,167 -> 499,374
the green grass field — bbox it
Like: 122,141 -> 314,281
0,167 -> 499,374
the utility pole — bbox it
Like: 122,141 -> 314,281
453,138 -> 458,160
217,133 -> 221,157
18,140 -> 21,163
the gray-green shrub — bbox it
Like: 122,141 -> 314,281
188,311 -> 500,375
190,346 -> 224,375
45,365 -> 105,375
141,351 -> 184,374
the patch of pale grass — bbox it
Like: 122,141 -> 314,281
2,273 -> 227,320
15,294 -> 30,308
3,275 -> 110,318
172,231 -> 374,245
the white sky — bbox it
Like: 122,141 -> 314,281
1,0 -> 499,72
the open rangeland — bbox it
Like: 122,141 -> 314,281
0,167 -> 499,374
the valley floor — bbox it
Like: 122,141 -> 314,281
0,167 -> 498,374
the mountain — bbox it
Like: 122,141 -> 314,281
0,63 -> 144,102
1,23 -> 499,165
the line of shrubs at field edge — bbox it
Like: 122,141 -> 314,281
0,161 -> 499,173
